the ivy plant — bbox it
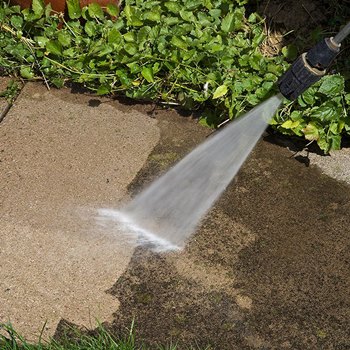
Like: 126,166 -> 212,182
0,0 -> 349,152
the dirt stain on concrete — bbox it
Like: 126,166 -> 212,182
107,112 -> 350,349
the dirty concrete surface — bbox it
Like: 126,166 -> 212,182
1,1 -> 350,347
106,113 -> 350,349
1,80 -> 350,348
0,81 -> 159,340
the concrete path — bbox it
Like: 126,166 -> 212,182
0,81 -> 159,340
1,79 -> 349,348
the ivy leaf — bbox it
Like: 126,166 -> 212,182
124,43 -> 138,55
20,66 -> 34,79
221,13 -> 234,33
46,40 -> 63,56
171,36 -> 188,50
85,21 -> 97,36
32,0 -> 44,17
213,85 -> 228,99
141,67 -> 154,83
106,3 -> 119,17
10,16 -> 23,29
164,2 -> 181,14
281,120 -> 300,129
35,36 -> 49,48
143,10 -> 161,22
330,135 -> 341,150
179,10 -> 196,22
281,45 -> 298,60
311,102 -> 340,122
97,85 -> 111,95
108,28 -> 122,45
318,75 -> 344,96
88,3 -> 104,20
303,122 -> 319,141
299,87 -> 316,105
66,0 -> 81,19
58,31 -> 72,47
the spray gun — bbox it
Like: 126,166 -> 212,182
278,22 -> 350,100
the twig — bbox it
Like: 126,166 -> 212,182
1,23 -> 50,90
0,102 -> 11,123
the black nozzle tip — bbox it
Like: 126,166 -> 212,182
278,38 -> 340,100
278,54 -> 325,100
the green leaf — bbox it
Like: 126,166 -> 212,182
141,67 -> 154,83
213,85 -> 228,99
317,135 -> 330,152
330,135 -> 341,150
299,87 -> 316,105
124,43 -> 138,55
221,13 -> 234,33
123,32 -> 136,42
10,16 -> 23,29
171,36 -> 188,50
345,93 -> 350,106
281,45 -> 298,60
35,36 -> 49,48
20,66 -> 34,79
46,40 -> 62,56
164,2 -> 181,14
248,13 -> 257,23
179,10 -> 196,22
143,10 -> 161,22
51,78 -> 64,88
58,31 -> 72,47
290,111 -> 303,121
66,0 -> 81,19
97,85 -> 110,95
311,102 -> 341,122
303,122 -> 319,141
318,75 -> 344,96
88,3 -> 104,19
85,21 -> 97,36
281,120 -> 300,129
108,28 -> 122,45
124,5 -> 143,26
106,3 -> 119,17
32,0 -> 44,17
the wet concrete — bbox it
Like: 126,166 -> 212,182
107,113 -> 350,349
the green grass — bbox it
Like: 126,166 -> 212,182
0,322 -> 134,350
0,322 -> 184,350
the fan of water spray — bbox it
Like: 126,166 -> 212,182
98,94 -> 283,251
97,21 -> 350,251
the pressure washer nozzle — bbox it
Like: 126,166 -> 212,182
278,38 -> 341,100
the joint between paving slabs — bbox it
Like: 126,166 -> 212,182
0,81 -> 25,123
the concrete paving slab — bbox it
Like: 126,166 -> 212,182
309,150 -> 350,185
0,83 -> 159,340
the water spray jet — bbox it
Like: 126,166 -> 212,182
104,21 -> 350,251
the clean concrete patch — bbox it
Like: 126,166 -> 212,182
0,83 -> 159,340
309,150 -> 350,185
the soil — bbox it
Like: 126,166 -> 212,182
254,0 -> 350,60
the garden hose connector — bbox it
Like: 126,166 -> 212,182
278,38 -> 341,100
